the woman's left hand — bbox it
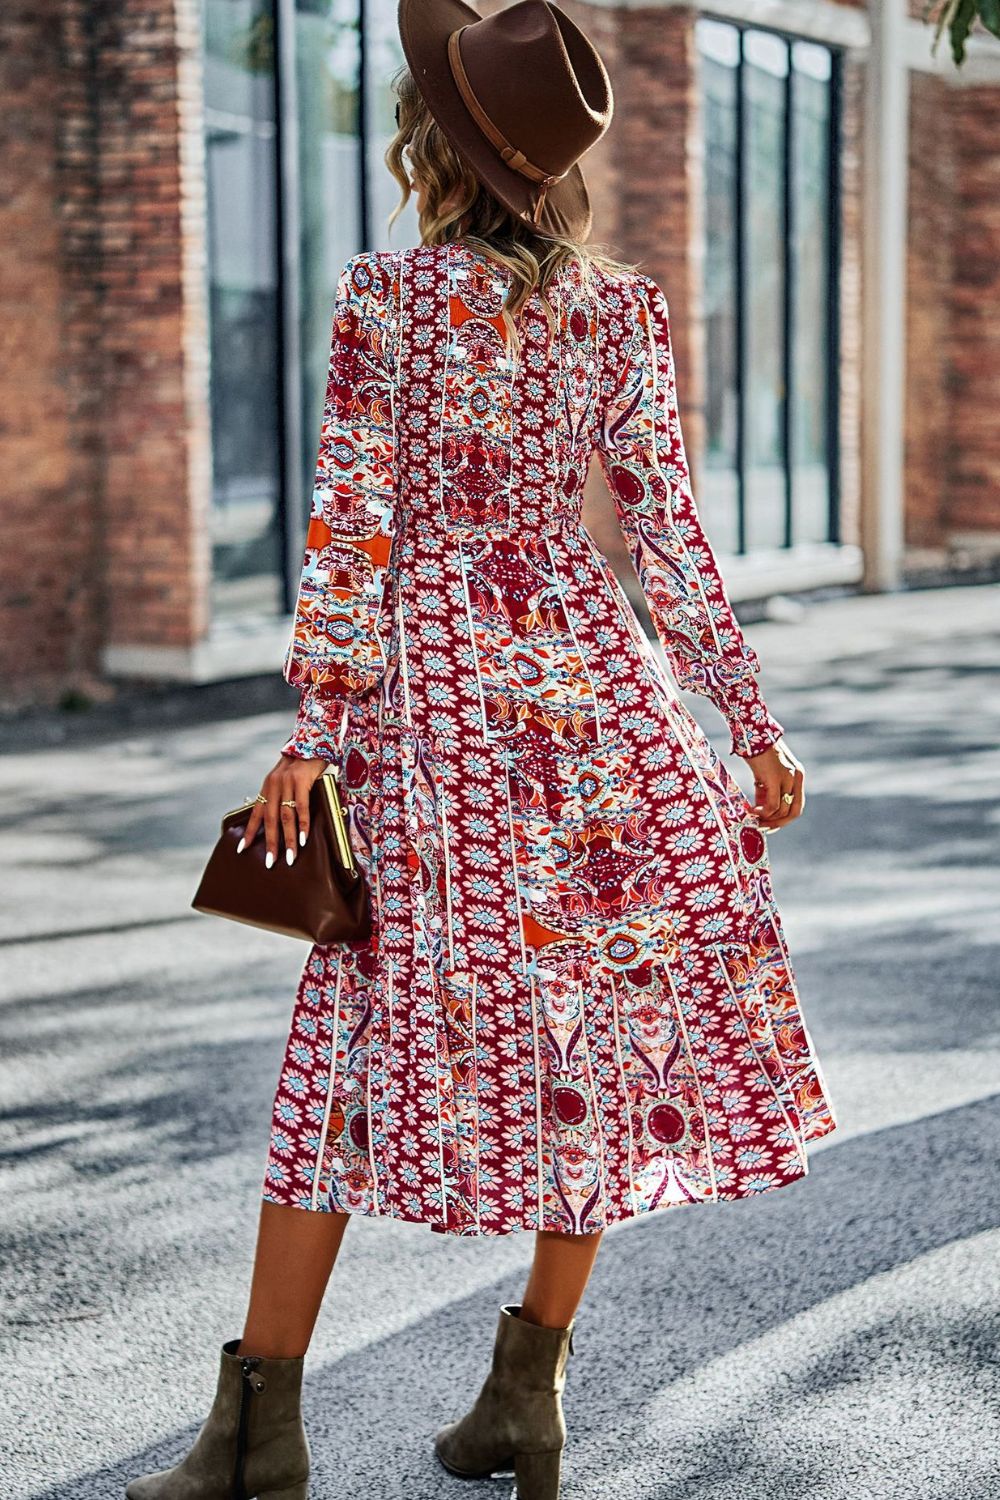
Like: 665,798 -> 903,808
744,738 -> 805,831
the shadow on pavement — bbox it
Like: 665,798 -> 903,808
24,1091 -> 1000,1500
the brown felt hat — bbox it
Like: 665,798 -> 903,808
397,0 -> 614,240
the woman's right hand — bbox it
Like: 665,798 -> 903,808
239,753 -> 329,867
744,738 -> 805,831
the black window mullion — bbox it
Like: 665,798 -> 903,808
358,0 -> 372,249
782,44 -> 795,550
274,0 -> 305,614
734,28 -> 748,557
825,48 -> 843,545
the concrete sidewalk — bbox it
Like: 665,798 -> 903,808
2,584 -> 999,1500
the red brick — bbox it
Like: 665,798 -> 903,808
0,0 -> 210,705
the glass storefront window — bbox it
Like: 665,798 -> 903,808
296,0 -> 419,516
203,0 -> 283,614
743,30 -> 788,552
202,0 -> 419,619
791,40 -> 834,545
699,20 -> 740,557
296,0 -> 363,522
366,0 -> 420,252
696,19 -> 841,558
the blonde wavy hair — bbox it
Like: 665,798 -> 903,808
386,67 -> 633,350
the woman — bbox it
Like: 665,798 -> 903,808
127,3 -> 836,1498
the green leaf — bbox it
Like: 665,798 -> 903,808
931,0 -> 960,56
978,0 -> 1000,38
951,0 -> 977,62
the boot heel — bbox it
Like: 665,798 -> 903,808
258,1484 -> 309,1500
513,1449 -> 562,1500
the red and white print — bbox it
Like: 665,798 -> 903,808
263,241 -> 837,1236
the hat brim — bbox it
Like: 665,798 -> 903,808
398,0 -> 593,241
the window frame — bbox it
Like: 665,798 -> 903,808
699,16 -> 844,557
270,0 -> 375,613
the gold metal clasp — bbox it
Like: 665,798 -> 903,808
321,772 -> 357,876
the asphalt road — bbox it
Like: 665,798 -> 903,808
2,585 -> 999,1500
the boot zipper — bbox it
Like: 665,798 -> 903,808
234,1355 -> 265,1500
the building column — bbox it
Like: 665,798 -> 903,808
860,0 -> 908,591
97,0 -> 213,677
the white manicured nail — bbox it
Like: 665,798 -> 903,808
286,848 -> 295,866
236,838 -> 245,854
299,830 -> 307,847
265,851 -> 275,870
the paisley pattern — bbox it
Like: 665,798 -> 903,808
283,253 -> 399,698
263,242 -> 837,1236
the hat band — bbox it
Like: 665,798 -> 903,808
447,26 -> 566,224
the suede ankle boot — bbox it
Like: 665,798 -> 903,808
435,1303 -> 575,1500
125,1340 -> 309,1500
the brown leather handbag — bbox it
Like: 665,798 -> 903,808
191,770 -> 371,944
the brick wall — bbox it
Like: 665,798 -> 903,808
0,0 -> 210,706
0,0 -> 103,697
948,83 -> 1000,536
95,0 -> 211,661
838,52 -> 864,551
901,72 -> 1000,548
904,71 -> 956,547
611,6 -> 702,413
559,0 -> 624,256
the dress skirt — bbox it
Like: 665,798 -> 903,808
261,509 -> 838,1237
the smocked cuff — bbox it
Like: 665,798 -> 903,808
281,688 -> 345,763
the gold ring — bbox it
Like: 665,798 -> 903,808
255,794 -> 268,805
782,792 -> 794,806
280,800 -> 297,808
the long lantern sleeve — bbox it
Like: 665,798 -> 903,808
280,251 -> 400,761
596,275 -> 785,759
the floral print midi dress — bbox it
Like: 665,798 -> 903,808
262,239 -> 837,1236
